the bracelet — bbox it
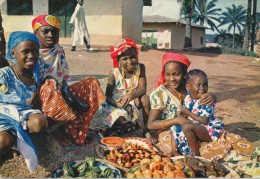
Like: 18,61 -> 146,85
161,120 -> 167,129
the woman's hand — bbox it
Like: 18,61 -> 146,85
116,94 -> 132,108
43,76 -> 60,90
200,93 -> 216,106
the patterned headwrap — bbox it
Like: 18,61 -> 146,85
110,38 -> 139,68
32,15 -> 61,31
156,52 -> 191,87
5,31 -> 40,63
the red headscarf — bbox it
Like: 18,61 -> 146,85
32,15 -> 61,31
110,38 -> 139,68
155,52 -> 191,87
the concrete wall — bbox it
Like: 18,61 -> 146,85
1,0 -> 144,47
142,23 -> 172,49
171,23 -> 185,50
143,22 -> 205,50
191,27 -> 205,48
122,0 -> 143,43
85,0 -> 123,46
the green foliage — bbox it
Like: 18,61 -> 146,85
221,47 -> 256,57
192,0 -> 222,32
214,33 -> 243,48
62,157 -> 115,178
219,4 -> 247,35
190,46 -> 256,57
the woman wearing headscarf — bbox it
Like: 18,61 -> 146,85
31,15 -> 105,146
1,31 -> 47,172
148,52 -> 216,156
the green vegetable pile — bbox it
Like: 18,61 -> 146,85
62,157 -> 115,178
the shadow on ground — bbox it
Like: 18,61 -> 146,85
70,74 -> 107,81
224,122 -> 260,143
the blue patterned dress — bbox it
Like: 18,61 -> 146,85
0,60 -> 44,172
171,95 -> 224,155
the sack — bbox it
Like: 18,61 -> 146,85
155,130 -> 177,156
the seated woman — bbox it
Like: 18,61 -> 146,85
101,38 -> 151,140
1,31 -> 47,172
148,52 -> 216,156
31,15 -> 106,146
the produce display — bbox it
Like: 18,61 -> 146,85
51,157 -> 121,178
103,140 -> 158,168
126,155 -> 194,178
171,156 -> 239,178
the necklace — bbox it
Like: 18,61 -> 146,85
165,85 -> 182,102
12,65 -> 35,85
172,88 -> 182,102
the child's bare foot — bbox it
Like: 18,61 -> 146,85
144,132 -> 157,144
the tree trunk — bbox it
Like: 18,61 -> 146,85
243,0 -> 252,50
0,10 -> 8,68
250,0 -> 257,51
0,10 -> 6,58
233,24 -> 236,48
184,0 -> 193,48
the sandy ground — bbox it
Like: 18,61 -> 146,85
0,43 -> 259,177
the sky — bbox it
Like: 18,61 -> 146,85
143,0 -> 260,35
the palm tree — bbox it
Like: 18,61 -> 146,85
250,0 -> 257,51
178,0 -> 195,48
219,4 -> 247,47
0,10 -> 6,59
243,0 -> 252,50
192,0 -> 222,32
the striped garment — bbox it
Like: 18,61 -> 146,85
39,77 -> 105,145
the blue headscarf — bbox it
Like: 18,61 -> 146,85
5,31 -> 40,63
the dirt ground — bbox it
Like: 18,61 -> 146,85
0,43 -> 260,177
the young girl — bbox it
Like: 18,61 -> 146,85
31,15 -> 106,146
1,31 -> 47,172
148,52 -> 216,156
177,69 -> 224,155
102,38 -> 151,139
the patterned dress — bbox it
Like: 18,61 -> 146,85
171,95 -> 224,155
102,65 -> 141,127
38,45 -> 106,145
150,85 -> 183,154
0,61 -> 44,172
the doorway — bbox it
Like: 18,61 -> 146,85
49,0 -> 77,37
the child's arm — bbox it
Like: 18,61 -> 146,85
147,109 -> 192,130
105,70 -> 124,108
117,64 -> 147,108
181,106 -> 209,125
129,63 -> 147,99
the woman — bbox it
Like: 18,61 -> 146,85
31,15 -> 106,146
1,31 -> 47,172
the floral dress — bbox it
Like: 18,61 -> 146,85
102,65 -> 141,127
171,95 -> 224,155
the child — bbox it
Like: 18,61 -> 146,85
177,69 -> 224,154
102,38 -> 151,140
31,15 -> 106,146
0,31 -> 47,172
148,52 -> 216,156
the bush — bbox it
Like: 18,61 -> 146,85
194,47 -> 222,54
188,46 -> 256,57
221,47 -> 257,57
